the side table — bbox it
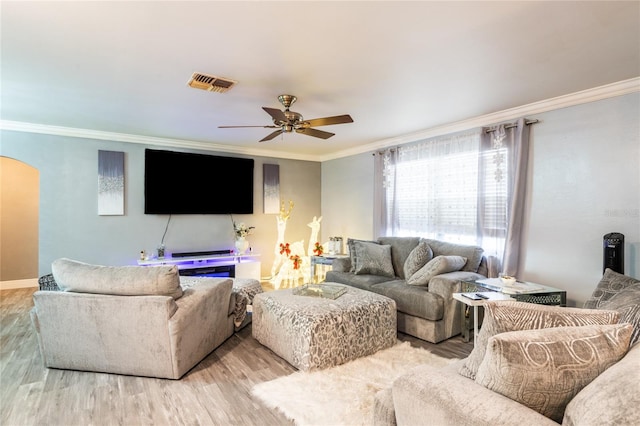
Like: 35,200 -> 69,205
463,279 -> 567,306
453,292 -> 512,345
458,278 -> 568,344
310,255 -> 349,283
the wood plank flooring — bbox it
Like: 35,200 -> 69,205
0,287 -> 473,426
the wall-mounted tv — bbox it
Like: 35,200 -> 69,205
144,149 -> 254,214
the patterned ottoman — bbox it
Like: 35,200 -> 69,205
252,285 -> 397,371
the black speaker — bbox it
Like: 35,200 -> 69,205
603,232 -> 624,274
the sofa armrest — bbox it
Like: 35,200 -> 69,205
169,278 -> 234,377
393,363 -> 557,426
428,271 -> 485,298
427,271 -> 486,338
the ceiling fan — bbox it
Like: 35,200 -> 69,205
219,94 -> 354,142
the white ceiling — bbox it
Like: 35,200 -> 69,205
2,1 -> 639,161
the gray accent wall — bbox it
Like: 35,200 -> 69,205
1,132 -> 321,279
321,93 -> 640,307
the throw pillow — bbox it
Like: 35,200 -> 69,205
458,301 -> 620,380
421,238 -> 484,272
352,241 -> 395,277
347,238 -> 378,273
475,323 -> 633,423
584,268 -> 640,309
406,255 -> 467,286
378,237 -> 421,279
600,284 -> 640,345
52,258 -> 183,300
403,241 -> 433,280
563,340 -> 640,426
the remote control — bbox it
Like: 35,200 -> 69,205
476,293 -> 489,299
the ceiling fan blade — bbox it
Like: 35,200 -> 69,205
218,125 -> 279,128
296,127 -> 335,139
304,114 -> 353,127
259,129 -> 284,142
262,107 -> 287,123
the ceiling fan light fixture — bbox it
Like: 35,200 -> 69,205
187,72 -> 237,93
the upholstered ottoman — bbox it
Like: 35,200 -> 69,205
252,285 -> 397,371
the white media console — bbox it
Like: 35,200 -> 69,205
137,252 -> 261,281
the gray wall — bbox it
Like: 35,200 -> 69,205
1,132 -> 321,279
321,93 -> 640,307
320,153 -> 375,248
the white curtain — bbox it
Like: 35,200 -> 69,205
480,118 -> 531,276
374,119 -> 531,277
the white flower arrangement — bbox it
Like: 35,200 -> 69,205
233,222 -> 255,238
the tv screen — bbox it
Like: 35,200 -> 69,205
144,149 -> 254,214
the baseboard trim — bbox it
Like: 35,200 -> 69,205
0,278 -> 38,290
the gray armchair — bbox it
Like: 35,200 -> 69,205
31,258 -> 235,379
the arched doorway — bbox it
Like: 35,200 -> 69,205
0,156 -> 39,289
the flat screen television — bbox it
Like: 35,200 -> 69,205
144,149 -> 254,214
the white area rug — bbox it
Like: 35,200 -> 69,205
251,341 -> 456,426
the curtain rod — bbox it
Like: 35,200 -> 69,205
484,119 -> 539,133
373,118 -> 540,155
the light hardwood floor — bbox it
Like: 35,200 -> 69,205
1,287 -> 473,426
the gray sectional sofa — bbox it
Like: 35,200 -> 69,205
373,269 -> 640,426
326,237 -> 489,343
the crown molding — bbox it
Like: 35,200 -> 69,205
0,121 -> 319,162
319,77 -> 640,161
2,77 -> 638,163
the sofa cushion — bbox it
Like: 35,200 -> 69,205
52,258 -> 183,300
377,237 -> 421,279
403,241 -> 433,281
475,324 -> 633,423
563,341 -> 640,426
406,255 -> 467,286
347,238 -> 379,272
599,283 -> 640,345
325,271 -> 392,291
459,301 -> 620,380
584,268 -> 640,309
422,239 -> 484,272
372,280 -> 444,321
353,241 -> 395,278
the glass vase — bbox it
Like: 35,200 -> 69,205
235,237 -> 249,255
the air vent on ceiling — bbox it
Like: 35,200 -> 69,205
187,72 -> 237,93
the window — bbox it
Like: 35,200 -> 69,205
379,130 -> 509,260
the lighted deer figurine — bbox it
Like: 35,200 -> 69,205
271,240 -> 307,289
307,216 -> 322,257
269,200 -> 294,281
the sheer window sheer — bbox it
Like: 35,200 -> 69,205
375,118 -> 530,277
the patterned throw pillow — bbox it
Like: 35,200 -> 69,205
403,241 -> 433,280
584,268 -> 640,309
353,241 -> 395,278
406,255 -> 467,286
475,324 -> 633,423
600,284 -> 640,345
458,301 -> 620,380
347,238 -> 378,273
